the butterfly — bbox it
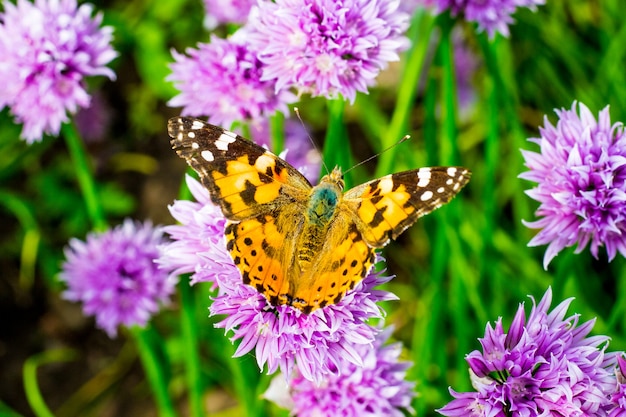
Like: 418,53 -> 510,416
169,117 -> 471,314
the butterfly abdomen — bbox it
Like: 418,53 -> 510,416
296,182 -> 342,267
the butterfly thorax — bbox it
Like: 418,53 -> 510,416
296,168 -> 344,269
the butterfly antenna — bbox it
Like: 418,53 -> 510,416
294,107 -> 330,175
343,134 -> 411,176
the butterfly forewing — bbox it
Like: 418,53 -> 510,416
168,117 -> 311,220
343,167 -> 471,247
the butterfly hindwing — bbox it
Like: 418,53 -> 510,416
292,222 -> 376,313
343,167 -> 471,247
168,117 -> 311,221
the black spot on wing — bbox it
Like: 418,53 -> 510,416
240,180 -> 257,205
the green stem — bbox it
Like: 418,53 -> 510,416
62,122 -> 107,232
0,190 -> 40,291
131,326 -> 176,417
23,349 -> 77,417
478,35 -> 510,313
179,282 -> 203,417
270,111 -> 285,155
376,10 -> 435,177
438,16 -> 459,165
323,99 -> 350,182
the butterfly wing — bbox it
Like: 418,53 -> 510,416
289,221 -> 376,313
168,117 -> 312,221
169,117 -> 312,308
343,167 -> 471,247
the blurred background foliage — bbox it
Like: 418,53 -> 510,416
2,0 -> 626,416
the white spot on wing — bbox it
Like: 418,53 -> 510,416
378,176 -> 394,193
188,131 -> 195,139
255,152 -> 275,171
420,191 -> 433,201
446,178 -> 454,185
437,187 -> 445,193
201,150 -> 214,162
191,120 -> 205,130
447,167 -> 457,177
191,142 -> 199,149
215,132 -> 236,150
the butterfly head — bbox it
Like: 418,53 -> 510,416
320,167 -> 345,191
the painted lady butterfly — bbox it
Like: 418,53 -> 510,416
169,117 -> 470,314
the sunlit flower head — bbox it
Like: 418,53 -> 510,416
263,326 -> 415,416
0,0 -> 117,143
245,0 -> 410,103
520,102 -> 626,269
168,36 -> 296,128
159,176 -> 398,383
434,0 -> 545,38
438,287 -> 617,417
60,220 -> 174,338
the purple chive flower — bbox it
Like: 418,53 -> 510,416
438,287 -> 618,417
203,0 -> 256,29
159,175 -> 398,383
607,355 -> 626,416
248,119 -> 322,184
434,0 -> 545,38
0,0 -> 117,143
168,36 -> 296,128
60,220 -> 175,338
263,326 -> 415,416
520,102 -> 626,269
245,0 -> 410,103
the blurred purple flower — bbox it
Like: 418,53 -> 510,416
74,91 -> 112,143
0,0 -> 117,143
520,102 -> 626,269
451,28 -> 479,114
248,119 -> 322,184
435,0 -> 545,38
438,287 -> 617,417
159,175 -> 398,383
168,36 -> 296,128
203,0 -> 256,29
245,0 -> 410,103
60,220 -> 175,338
263,326 -> 415,416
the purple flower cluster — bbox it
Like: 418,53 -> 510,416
245,0 -> 410,103
520,102 -> 626,268
60,220 -> 175,338
0,0 -> 117,143
159,176 -> 398,383
168,36 -> 296,127
435,0 -> 545,38
263,327 -> 415,416
438,287 -> 618,416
